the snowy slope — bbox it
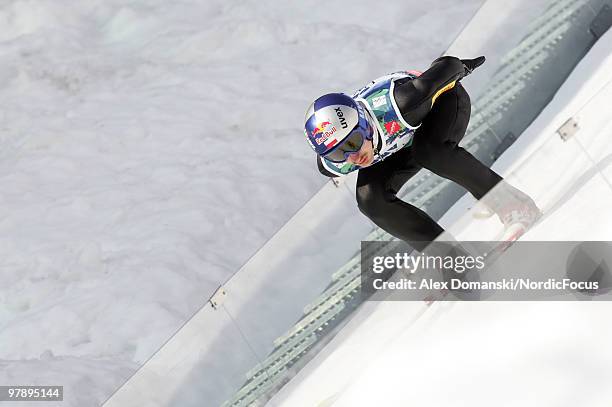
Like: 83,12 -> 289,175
269,22 -> 612,407
0,1 -> 485,406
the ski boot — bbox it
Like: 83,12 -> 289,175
482,181 -> 543,230
480,182 -> 543,256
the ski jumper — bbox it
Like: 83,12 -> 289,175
318,56 -> 504,251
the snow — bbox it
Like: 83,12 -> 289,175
0,0 -> 486,406
268,17 -> 612,407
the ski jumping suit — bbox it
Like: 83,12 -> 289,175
317,56 -> 503,251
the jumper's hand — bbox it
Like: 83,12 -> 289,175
460,56 -> 485,77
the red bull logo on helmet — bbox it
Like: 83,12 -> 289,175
312,121 -> 332,136
312,121 -> 338,145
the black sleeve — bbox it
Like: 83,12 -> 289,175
393,56 -> 466,127
317,155 -> 339,178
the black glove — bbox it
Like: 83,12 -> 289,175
460,56 -> 486,77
